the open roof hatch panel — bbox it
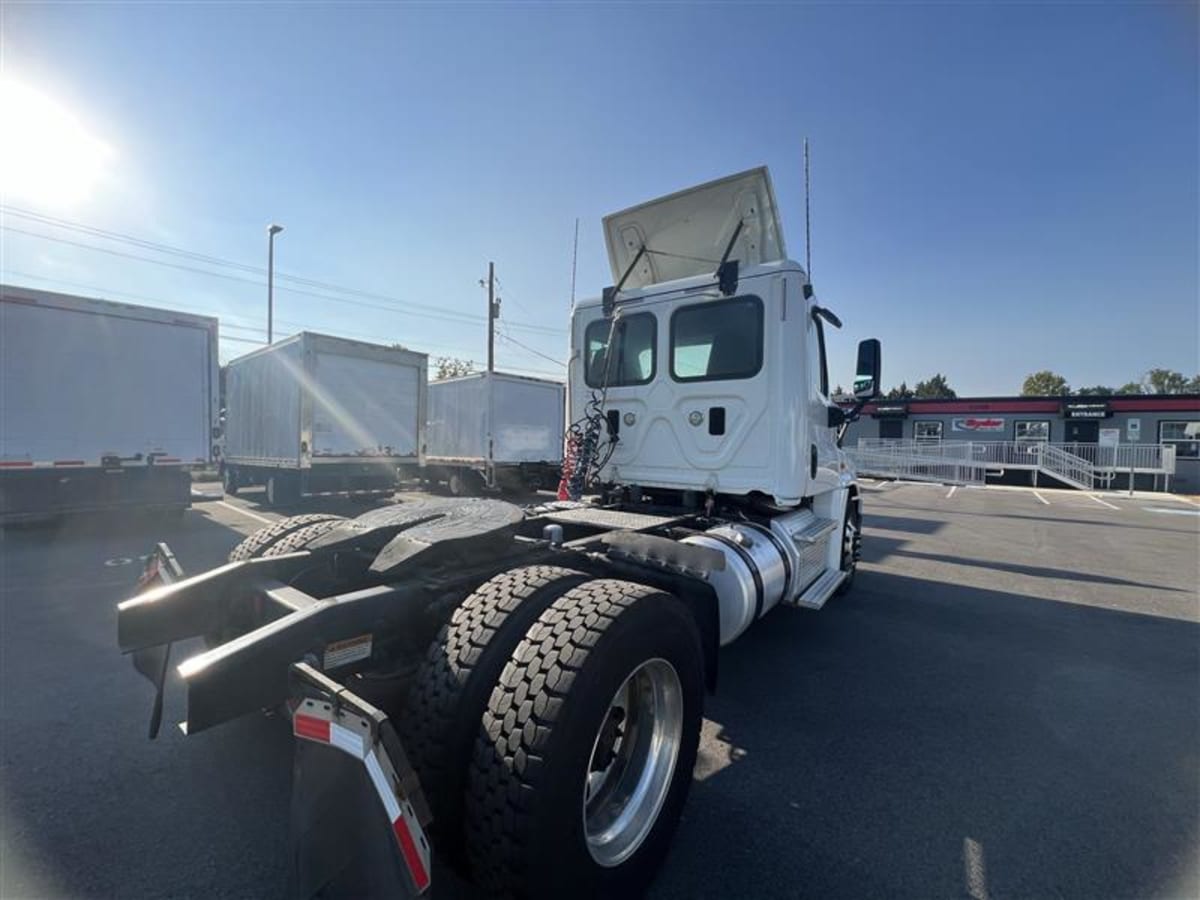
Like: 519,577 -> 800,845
602,167 -> 787,291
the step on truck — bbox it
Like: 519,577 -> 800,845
117,167 -> 883,898
220,332 -> 427,505
1,285 -> 218,524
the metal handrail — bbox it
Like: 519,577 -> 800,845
854,439 -> 1177,476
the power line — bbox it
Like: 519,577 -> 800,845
0,205 -> 565,335
497,329 -> 565,369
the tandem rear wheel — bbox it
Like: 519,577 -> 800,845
464,578 -> 705,899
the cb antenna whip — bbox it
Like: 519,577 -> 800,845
570,217 -> 580,307
804,138 -> 812,282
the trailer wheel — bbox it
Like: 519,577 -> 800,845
401,566 -> 591,863
447,469 -> 483,497
227,513 -> 346,563
466,580 -> 704,898
265,473 -> 297,507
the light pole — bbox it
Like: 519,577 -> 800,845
267,223 -> 284,343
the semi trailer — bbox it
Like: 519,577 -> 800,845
220,332 -> 427,505
422,371 -> 564,495
0,285 -> 218,524
117,167 -> 882,898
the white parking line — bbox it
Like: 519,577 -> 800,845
217,500 -> 274,525
946,486 -> 957,499
1088,494 -> 1120,511
1032,491 -> 1050,505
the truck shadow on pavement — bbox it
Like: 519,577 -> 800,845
659,570 -> 1199,899
0,508 -> 295,899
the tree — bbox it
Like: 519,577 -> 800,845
1021,370 -> 1070,396
831,384 -> 851,401
885,381 -> 914,400
913,374 -> 957,399
1143,368 -> 1192,395
1116,382 -> 1143,395
433,356 -> 476,380
1075,385 -> 1116,396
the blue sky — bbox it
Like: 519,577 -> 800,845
2,1 -> 1196,393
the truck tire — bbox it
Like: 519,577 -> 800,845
222,466 -> 238,497
265,473 -> 298,507
261,518 -> 349,557
447,469 -> 484,498
835,499 -> 862,596
401,566 -> 591,863
466,580 -> 704,899
227,513 -> 346,563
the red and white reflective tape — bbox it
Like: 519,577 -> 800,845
292,705 -> 431,893
0,458 -> 189,469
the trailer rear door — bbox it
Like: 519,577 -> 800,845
1,292 -> 215,465
310,351 -> 421,458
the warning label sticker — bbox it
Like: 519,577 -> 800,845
323,634 -> 373,670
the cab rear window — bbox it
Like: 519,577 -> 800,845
670,296 -> 763,382
584,313 -> 657,388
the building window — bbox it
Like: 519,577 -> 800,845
670,296 -> 763,382
1158,421 -> 1200,459
1015,420 -> 1051,443
913,421 -> 943,442
584,312 -> 656,388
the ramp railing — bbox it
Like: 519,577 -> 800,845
851,439 -> 1177,490
845,444 -> 988,485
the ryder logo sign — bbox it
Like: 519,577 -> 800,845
951,417 -> 1006,432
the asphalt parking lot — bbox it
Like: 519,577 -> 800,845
2,483 -> 1197,899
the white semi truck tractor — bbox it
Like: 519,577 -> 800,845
117,167 -> 882,899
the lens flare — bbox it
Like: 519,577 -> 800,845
0,79 -> 114,208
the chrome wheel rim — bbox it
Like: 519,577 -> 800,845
582,658 -> 683,868
842,516 -> 857,570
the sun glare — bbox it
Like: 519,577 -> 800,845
0,78 -> 114,208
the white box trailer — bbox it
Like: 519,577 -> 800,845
222,332 -> 427,505
423,371 -> 564,494
0,284 -> 218,523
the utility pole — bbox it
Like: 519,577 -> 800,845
267,223 -> 284,344
486,260 -> 495,373
485,261 -> 497,490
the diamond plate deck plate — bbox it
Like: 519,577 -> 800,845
541,507 -> 677,531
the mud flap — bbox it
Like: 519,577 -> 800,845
287,663 -> 432,899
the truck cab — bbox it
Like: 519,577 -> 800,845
568,167 -> 874,508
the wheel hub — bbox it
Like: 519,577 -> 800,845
582,658 -> 683,868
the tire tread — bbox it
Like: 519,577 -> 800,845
465,579 -> 664,895
400,565 -> 590,859
227,513 -> 345,562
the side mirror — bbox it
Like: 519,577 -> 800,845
853,339 -> 882,399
